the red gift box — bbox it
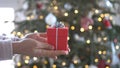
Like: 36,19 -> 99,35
47,27 -> 68,50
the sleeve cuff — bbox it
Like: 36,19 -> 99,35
0,39 -> 13,60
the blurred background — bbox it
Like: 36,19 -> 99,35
0,0 -> 120,68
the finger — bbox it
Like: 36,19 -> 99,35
36,37 -> 47,43
36,42 -> 54,50
39,33 -> 47,38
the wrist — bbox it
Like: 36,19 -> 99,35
12,41 -> 21,54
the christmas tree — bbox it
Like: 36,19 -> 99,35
13,0 -> 120,68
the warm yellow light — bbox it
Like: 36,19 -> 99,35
100,14 -> 105,18
86,39 -> 91,44
17,62 -> 21,67
27,16 -> 31,20
33,57 -> 38,61
17,32 -> 21,36
52,64 -> 56,68
94,58 -> 99,63
67,36 -> 70,40
95,9 -> 99,14
46,25 -> 49,28
98,26 -> 102,30
62,61 -> 66,66
80,28 -> 85,32
103,51 -> 107,55
106,66 -> 110,68
11,31 -> 16,35
24,60 -> 29,64
98,17 -> 102,22
85,64 -> 89,68
26,56 -> 30,60
110,16 -> 113,20
107,59 -> 111,63
34,30 -> 38,33
31,15 -> 34,19
88,25 -> 93,30
33,65 -> 38,68
39,15 -> 44,19
74,10 -> 79,14
54,6 -> 58,10
98,37 -> 102,42
116,45 -> 119,50
73,60 -> 78,64
98,51 -> 102,54
44,60 -> 48,64
103,37 -> 108,41
64,12 -> 68,16
105,13 -> 110,17
71,26 -> 75,30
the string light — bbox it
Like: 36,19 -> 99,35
109,16 -> 113,20
24,60 -> 29,64
85,64 -> 89,68
94,58 -> 99,63
11,31 -> 16,35
31,15 -> 34,19
97,37 -> 102,42
33,65 -> 38,68
64,12 -> 69,16
71,26 -> 75,30
25,56 -> 30,60
74,9 -> 79,14
52,64 -> 56,68
107,59 -> 111,63
33,57 -> 38,61
44,60 -> 48,65
103,37 -> 108,41
103,51 -> 107,55
100,14 -> 105,18
34,30 -> 38,33
95,9 -> 99,14
26,16 -> 31,20
73,60 -> 78,64
62,61 -> 66,66
80,28 -> 85,32
67,36 -> 70,40
17,62 -> 21,67
88,25 -> 93,30
106,66 -> 110,68
98,51 -> 102,55
98,17 -> 102,22
17,32 -> 21,36
86,39 -> 91,44
54,6 -> 58,10
116,45 -> 119,50
98,26 -> 102,30
39,15 -> 44,19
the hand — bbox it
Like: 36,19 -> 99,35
24,33 -> 70,52
12,38 -> 68,59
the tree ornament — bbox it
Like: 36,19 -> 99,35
45,13 -> 57,26
36,1 -> 43,10
102,16 -> 112,29
64,3 -> 72,11
80,16 -> 94,31
22,1 -> 29,10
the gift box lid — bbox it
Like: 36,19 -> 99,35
47,27 -> 68,37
